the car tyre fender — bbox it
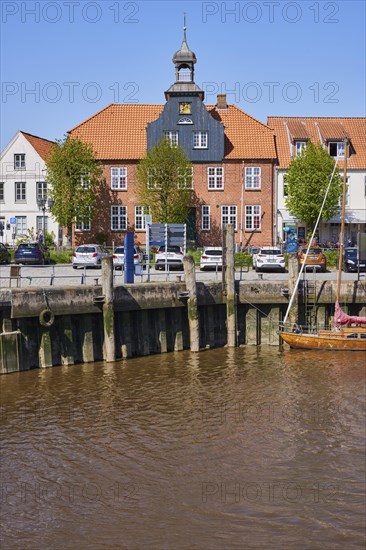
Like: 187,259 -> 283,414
39,308 -> 55,327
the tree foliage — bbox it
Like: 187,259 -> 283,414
136,139 -> 193,223
45,136 -> 103,241
285,142 -> 343,233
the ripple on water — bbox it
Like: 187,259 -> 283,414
1,347 -> 365,549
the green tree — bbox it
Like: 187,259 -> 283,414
285,142 -> 343,234
45,136 -> 103,244
136,139 -> 193,223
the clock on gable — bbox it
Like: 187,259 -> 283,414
179,102 -> 191,114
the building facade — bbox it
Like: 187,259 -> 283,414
0,131 -> 62,246
268,117 -> 366,245
69,29 -> 277,248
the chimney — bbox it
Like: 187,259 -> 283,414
216,94 -> 228,110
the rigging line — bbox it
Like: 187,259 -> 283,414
283,158 -> 339,325
240,297 -> 274,318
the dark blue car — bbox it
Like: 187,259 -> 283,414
342,247 -> 366,272
14,241 -> 50,265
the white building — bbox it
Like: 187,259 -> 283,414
268,117 -> 366,246
0,131 -> 62,246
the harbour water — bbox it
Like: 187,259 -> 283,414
1,347 -> 365,549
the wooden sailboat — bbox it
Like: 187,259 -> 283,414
279,138 -> 366,351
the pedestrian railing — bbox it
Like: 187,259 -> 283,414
0,260 -> 323,289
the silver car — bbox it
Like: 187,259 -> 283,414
200,247 -> 223,270
255,246 -> 285,272
112,246 -> 143,270
72,244 -> 110,269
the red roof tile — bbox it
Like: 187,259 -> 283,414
268,117 -> 366,169
21,131 -> 55,160
69,103 -> 276,161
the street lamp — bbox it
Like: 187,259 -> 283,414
36,196 -> 54,237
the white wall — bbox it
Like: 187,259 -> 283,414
0,132 -> 60,246
276,168 -> 366,244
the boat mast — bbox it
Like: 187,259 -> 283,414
336,138 -> 348,303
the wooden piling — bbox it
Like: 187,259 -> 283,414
82,315 -> 95,363
223,224 -> 237,347
183,255 -> 200,352
102,256 -> 115,362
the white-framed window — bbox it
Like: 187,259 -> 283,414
15,182 -> 26,202
0,182 -> 4,202
36,216 -> 48,232
178,167 -> 194,189
111,205 -> 127,231
111,167 -> 128,190
36,181 -> 47,201
193,131 -> 208,149
283,181 -> 288,197
75,207 -> 91,231
164,131 -> 178,146
16,216 -> 27,234
147,168 -> 163,189
245,205 -> 261,230
201,205 -> 210,231
135,206 -> 150,230
245,167 -> 261,189
295,141 -> 306,156
328,142 -> 344,158
14,154 -> 25,169
80,173 -> 90,189
75,220 -> 91,231
208,167 -> 224,190
221,205 -> 237,230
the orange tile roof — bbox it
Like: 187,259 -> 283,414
267,117 -> 366,169
69,103 -> 276,161
21,131 -> 55,160
207,105 -> 276,159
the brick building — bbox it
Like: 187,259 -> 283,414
69,28 -> 277,248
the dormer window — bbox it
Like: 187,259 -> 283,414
164,131 -> 178,146
14,154 -> 25,169
295,141 -> 306,156
328,142 -> 345,158
193,131 -> 208,149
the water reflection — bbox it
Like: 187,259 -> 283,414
1,348 -> 365,549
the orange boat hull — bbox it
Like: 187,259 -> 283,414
279,328 -> 366,351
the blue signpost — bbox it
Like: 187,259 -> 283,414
124,232 -> 135,284
284,226 -> 298,253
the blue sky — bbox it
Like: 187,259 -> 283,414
1,0 -> 365,149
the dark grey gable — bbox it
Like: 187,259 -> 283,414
147,95 -> 225,162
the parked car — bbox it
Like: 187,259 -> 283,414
298,246 -> 327,272
0,242 -> 11,264
255,246 -> 285,272
342,247 -> 366,272
112,246 -> 144,270
155,245 -> 184,270
200,247 -> 223,270
14,241 -> 50,265
72,244 -> 110,269
250,247 -> 261,270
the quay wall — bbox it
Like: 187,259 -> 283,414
1,279 -> 365,374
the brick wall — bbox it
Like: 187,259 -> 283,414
74,159 -> 276,249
